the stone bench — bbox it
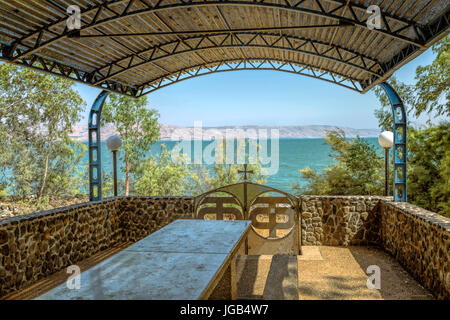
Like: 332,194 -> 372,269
36,220 -> 251,300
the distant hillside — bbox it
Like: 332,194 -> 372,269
70,124 -> 380,141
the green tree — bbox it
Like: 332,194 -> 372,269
134,145 -> 193,196
414,35 -> 449,117
189,162 -> 267,195
293,129 -> 384,196
101,170 -> 115,199
407,123 -> 450,217
134,139 -> 268,196
371,36 -> 449,216
189,139 -> 267,193
0,64 -> 86,202
44,141 -> 88,197
373,36 -> 449,124
101,94 -> 160,196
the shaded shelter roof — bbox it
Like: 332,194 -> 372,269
0,0 -> 449,97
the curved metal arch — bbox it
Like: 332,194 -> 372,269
137,58 -> 363,95
88,90 -> 110,201
88,85 -> 406,203
92,32 -> 382,86
247,182 -> 298,203
379,82 -> 407,202
204,182 -> 278,201
11,0 -> 425,63
194,183 -> 246,211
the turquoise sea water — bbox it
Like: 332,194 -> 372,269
86,138 -> 381,194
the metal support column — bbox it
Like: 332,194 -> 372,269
384,148 -> 389,197
379,82 -> 407,202
89,90 -> 110,201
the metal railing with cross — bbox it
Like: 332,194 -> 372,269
194,171 -> 301,254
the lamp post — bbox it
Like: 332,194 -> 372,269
378,131 -> 394,197
106,135 -> 123,197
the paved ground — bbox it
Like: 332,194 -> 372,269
236,246 -> 434,300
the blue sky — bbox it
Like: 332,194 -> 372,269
76,48 -> 438,129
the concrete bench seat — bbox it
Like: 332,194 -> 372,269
35,220 -> 251,300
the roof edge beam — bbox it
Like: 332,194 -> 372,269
361,9 -> 450,93
0,42 -> 139,97
136,58 -> 363,95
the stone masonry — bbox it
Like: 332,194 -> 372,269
0,199 -> 122,297
0,197 -> 194,298
299,196 -> 385,246
119,197 -> 195,242
380,201 -> 449,300
0,195 -> 448,299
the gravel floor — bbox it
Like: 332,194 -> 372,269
237,246 -> 434,300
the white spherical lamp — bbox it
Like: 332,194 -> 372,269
106,135 -> 122,152
378,131 -> 394,149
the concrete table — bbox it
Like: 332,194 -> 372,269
36,219 -> 251,300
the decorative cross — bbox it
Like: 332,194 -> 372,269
238,164 -> 254,181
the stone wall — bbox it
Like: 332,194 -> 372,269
380,201 -> 450,300
0,199 -> 122,297
119,197 -> 194,242
0,197 -> 194,298
1,195 -> 448,300
299,196 -> 385,246
299,196 -> 450,299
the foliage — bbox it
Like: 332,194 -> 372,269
414,35 -> 449,117
189,163 -> 266,196
407,123 -> 450,217
370,36 -> 449,216
293,129 -> 384,196
101,170 -> 115,199
373,36 -> 449,127
0,64 -> 86,203
134,145 -> 193,196
44,140 -> 88,196
134,139 -> 267,197
189,139 -> 267,194
101,94 -> 160,195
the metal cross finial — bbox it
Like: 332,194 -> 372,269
238,164 -> 254,181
